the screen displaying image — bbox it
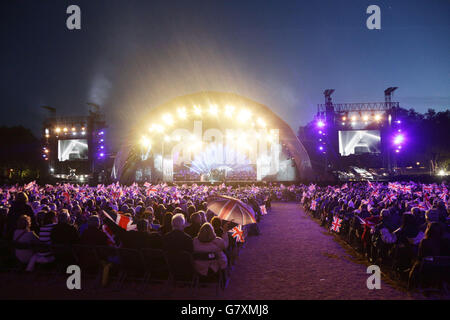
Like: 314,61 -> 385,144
58,139 -> 88,161
338,130 -> 381,156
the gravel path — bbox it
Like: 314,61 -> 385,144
221,202 -> 417,300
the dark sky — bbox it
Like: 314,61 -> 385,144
1,0 -> 449,150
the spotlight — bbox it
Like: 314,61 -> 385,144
393,134 -> 404,145
63,127 -> 68,132
55,127 -> 61,133
317,120 -> 325,128
238,109 -> 251,122
208,104 -> 218,116
193,105 -> 202,116
342,116 -> 347,121
363,115 -> 369,121
162,114 -> 174,126
140,136 -> 151,147
375,114 -> 382,121
177,107 -> 187,119
351,116 -> 357,121
225,105 -> 235,117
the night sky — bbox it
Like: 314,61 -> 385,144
1,0 -> 449,150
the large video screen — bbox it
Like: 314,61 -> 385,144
58,139 -> 88,161
339,130 -> 381,156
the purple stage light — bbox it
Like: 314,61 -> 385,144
319,146 -> 323,151
393,134 -> 404,145
317,120 -> 325,128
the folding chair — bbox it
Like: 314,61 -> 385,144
192,251 -> 226,296
116,248 -> 147,290
72,244 -> 103,289
165,250 -> 199,293
416,256 -> 450,295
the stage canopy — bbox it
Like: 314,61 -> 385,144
112,91 -> 313,184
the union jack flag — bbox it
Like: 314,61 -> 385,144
146,187 -> 157,196
260,205 -> 267,215
310,200 -> 317,211
231,225 -> 245,243
62,191 -> 70,203
400,185 -> 412,193
384,193 -> 397,203
423,185 -> 433,193
330,216 -> 342,233
388,182 -> 400,191
102,224 -> 116,246
103,210 -> 136,231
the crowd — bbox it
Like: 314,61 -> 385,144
1,180 -> 449,293
299,181 -> 450,292
0,182 -> 271,288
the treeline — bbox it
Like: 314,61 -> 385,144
0,126 -> 44,183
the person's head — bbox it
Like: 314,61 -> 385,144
187,205 -> 196,217
400,212 -> 416,229
190,212 -> 201,225
197,223 -> 216,243
171,213 -> 186,231
197,210 -> 207,224
411,207 -> 421,217
87,215 -> 101,229
43,211 -> 57,225
17,215 -> 31,230
136,219 -> 149,232
206,210 -> 215,222
425,209 -> 439,223
16,192 -> 28,204
142,210 -> 154,223
58,209 -> 71,224
424,222 -> 442,241
163,212 -> 174,227
380,208 -> 390,220
72,204 -> 82,215
210,216 -> 222,231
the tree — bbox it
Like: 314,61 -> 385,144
0,126 -> 44,182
